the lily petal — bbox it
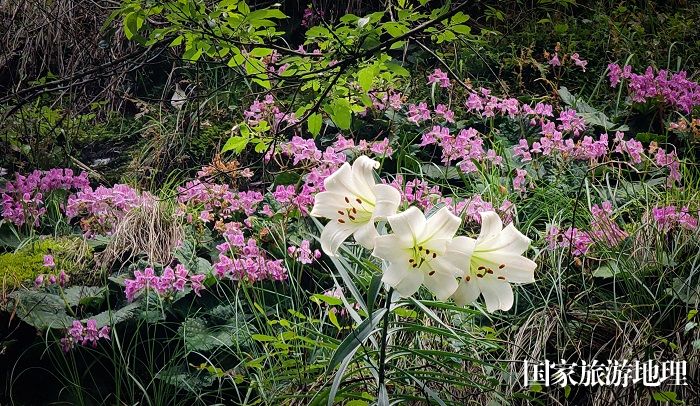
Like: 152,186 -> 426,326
310,191 -> 348,219
371,184 -> 401,219
322,162 -> 355,195
476,222 -> 531,254
320,220 -> 357,256
444,236 -> 476,266
477,277 -> 514,312
387,207 -> 426,246
452,279 -> 481,307
372,234 -> 411,262
424,207 -> 462,242
350,156 -> 380,199
473,252 -> 536,283
382,262 -> 424,297
353,221 -> 379,249
476,211 -> 504,243
422,264 -> 459,300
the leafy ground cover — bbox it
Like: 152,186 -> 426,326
1,1 -> 699,405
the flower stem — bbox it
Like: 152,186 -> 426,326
377,287 -> 394,398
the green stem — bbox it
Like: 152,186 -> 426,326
377,287 -> 394,397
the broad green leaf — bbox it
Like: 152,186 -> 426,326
249,47 -> 273,57
179,317 -> 248,352
88,301 -> 141,328
307,113 -> 323,136
170,35 -> 184,46
156,366 -> 215,392
222,136 -> 249,154
383,22 -> 408,37
62,286 -> 106,307
8,291 -> 72,330
357,66 -> 375,92
329,99 -> 352,130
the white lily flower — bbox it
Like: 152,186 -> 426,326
372,206 -> 471,300
311,156 -> 401,256
450,211 -> 536,312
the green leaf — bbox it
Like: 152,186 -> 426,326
182,47 -> 203,62
8,291 -> 72,330
328,99 -> 352,130
88,301 -> 141,328
652,391 -> 681,404
450,12 -> 470,24
227,52 -> 246,67
367,273 -> 383,315
307,113 -> 323,137
254,139 -> 269,153
383,22 -> 408,37
451,24 -> 471,35
123,12 -> 144,40
592,263 -> 621,278
384,61 -> 410,77
156,366 -> 215,392
247,9 -> 286,21
251,333 -> 277,342
327,309 -> 341,330
170,35 -> 184,46
311,293 -> 343,306
222,136 -> 249,154
357,66 -> 375,92
179,317 -> 249,352
327,307 -> 386,372
249,47 -> 273,57
62,286 -> 106,307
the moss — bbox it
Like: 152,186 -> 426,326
0,237 -> 92,291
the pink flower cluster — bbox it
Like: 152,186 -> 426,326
213,237 -> 287,282
590,201 -> 628,247
548,51 -> 588,72
465,88 -> 521,118
654,148 -> 681,186
608,64 -> 700,113
243,94 -> 298,130
177,179 -> 263,222
390,176 -> 442,210
36,255 -> 70,288
427,68 -> 451,88
571,53 -> 588,71
301,6 -> 324,28
124,265 -> 206,302
407,102 -> 432,124
613,132 -> 644,164
546,226 -> 593,256
547,201 -> 630,256
369,90 -> 404,111
651,206 -> 698,231
330,135 -> 394,157
66,184 -> 152,237
287,239 -> 321,264
386,175 -> 511,224
419,126 -> 501,173
1,169 -> 89,227
61,319 -> 110,352
34,257 -> 69,288
513,169 -> 528,193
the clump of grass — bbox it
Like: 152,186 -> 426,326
97,199 -> 184,270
